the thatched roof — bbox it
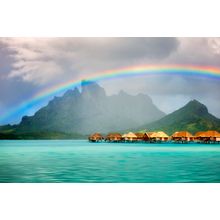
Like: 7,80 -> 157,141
195,131 -> 205,137
135,133 -> 148,138
197,130 -> 220,138
89,133 -> 103,139
172,131 -> 193,138
150,131 -> 169,138
106,133 -> 122,138
146,132 -> 157,137
123,132 -> 137,138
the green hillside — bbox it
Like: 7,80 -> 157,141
139,100 -> 220,135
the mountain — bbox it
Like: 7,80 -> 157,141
0,80 -> 165,138
139,100 -> 220,135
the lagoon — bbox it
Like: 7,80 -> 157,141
0,140 -> 220,183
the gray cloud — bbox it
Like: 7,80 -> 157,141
0,38 -> 179,85
0,37 -> 220,124
91,37 -> 179,60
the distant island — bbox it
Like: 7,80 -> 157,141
0,81 -> 220,140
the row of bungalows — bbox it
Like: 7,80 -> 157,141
171,130 -> 220,143
122,131 -> 170,142
194,130 -> 220,143
89,131 -> 170,143
89,130 -> 220,143
167,130 -> 220,143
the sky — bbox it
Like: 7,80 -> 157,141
0,37 -> 220,125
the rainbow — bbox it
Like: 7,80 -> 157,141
1,64 -> 220,124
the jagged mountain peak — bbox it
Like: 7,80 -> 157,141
186,99 -> 205,107
63,87 -> 80,98
8,81 -> 165,135
81,80 -> 106,97
180,99 -> 208,115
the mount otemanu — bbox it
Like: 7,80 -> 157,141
0,81 -> 165,139
0,81 -> 220,139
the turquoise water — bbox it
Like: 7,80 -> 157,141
0,140 -> 220,183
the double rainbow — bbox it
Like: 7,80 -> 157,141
1,64 -> 220,124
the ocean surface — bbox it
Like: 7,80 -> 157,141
0,140 -> 220,183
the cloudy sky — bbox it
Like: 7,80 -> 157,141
0,37 -> 220,125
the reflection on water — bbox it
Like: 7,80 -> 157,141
0,140 -> 220,183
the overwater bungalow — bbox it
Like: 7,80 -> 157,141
122,132 -> 137,142
149,131 -> 169,142
105,133 -> 122,142
194,131 -> 206,142
135,133 -> 150,141
158,131 -> 169,141
88,133 -> 104,142
194,131 -> 205,137
146,132 -> 156,137
171,131 -> 194,142
195,130 -> 220,143
145,132 -> 157,142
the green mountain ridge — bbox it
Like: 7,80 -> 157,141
139,99 -> 220,135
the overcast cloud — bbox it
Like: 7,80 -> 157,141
0,37 -> 220,124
